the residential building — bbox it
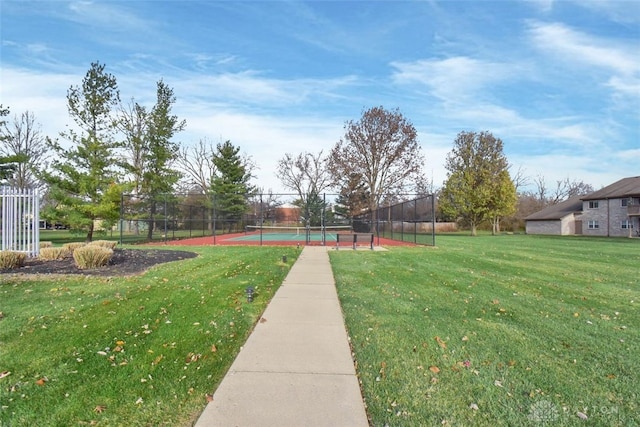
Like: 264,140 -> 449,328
580,176 -> 640,237
525,196 -> 583,235
525,176 -> 640,237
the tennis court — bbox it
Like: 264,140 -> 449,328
162,225 -> 413,248
233,225 -> 350,243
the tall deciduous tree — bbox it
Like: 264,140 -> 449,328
439,131 -> 516,236
41,62 -> 124,241
0,110 -> 48,190
328,106 -> 426,220
211,141 -> 255,231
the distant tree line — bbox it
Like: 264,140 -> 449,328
1,62 -> 594,240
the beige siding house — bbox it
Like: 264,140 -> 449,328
525,196 -> 583,235
525,176 -> 640,237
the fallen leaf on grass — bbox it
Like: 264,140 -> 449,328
429,366 -> 440,374
469,403 -> 479,410
494,380 -> 503,387
435,336 -> 447,349
210,344 -> 217,353
205,394 -> 214,402
35,377 -> 47,386
93,405 -> 106,413
185,353 -> 201,363
577,411 -> 588,420
135,397 -> 143,405
0,371 -> 11,379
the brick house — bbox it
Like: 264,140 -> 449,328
580,176 -> 640,237
525,176 -> 640,237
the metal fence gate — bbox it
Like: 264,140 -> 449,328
1,187 -> 40,257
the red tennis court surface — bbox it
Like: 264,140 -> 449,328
161,232 -> 415,247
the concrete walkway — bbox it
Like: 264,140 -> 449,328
195,246 -> 369,427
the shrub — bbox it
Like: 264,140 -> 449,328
39,247 -> 69,261
72,246 -> 113,269
63,242 -> 86,253
40,241 -> 53,248
89,240 -> 117,249
0,251 -> 27,270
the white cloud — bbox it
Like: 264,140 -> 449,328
527,21 -> 640,104
390,57 -> 518,103
528,22 -> 638,75
65,1 -> 152,33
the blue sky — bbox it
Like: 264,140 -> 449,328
1,0 -> 639,194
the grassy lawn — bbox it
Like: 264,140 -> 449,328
330,235 -> 639,426
0,245 -> 299,426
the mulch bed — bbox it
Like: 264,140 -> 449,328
0,249 -> 198,278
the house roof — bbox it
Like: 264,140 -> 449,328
581,176 -> 640,200
525,196 -> 584,221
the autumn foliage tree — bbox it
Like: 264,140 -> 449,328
328,106 -> 426,220
440,131 -> 516,236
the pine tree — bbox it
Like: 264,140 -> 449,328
211,141 -> 255,232
41,62 -> 124,241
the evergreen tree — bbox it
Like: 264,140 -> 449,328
41,62 -> 124,241
211,141 -> 255,232
334,172 -> 370,220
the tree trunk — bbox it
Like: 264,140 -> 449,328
147,201 -> 156,240
470,222 -> 477,236
86,221 -> 95,242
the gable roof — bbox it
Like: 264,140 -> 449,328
525,196 -> 584,221
582,176 -> 640,201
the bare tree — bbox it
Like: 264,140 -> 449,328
510,165 -> 529,193
276,150 -> 332,226
276,151 -> 332,199
534,175 -> 594,205
328,106 -> 426,217
0,110 -> 47,190
176,138 -> 219,193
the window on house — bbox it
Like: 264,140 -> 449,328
588,220 -> 599,229
588,201 -> 599,209
621,199 -> 628,207
622,220 -> 633,229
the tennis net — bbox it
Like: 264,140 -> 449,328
245,225 -> 353,236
